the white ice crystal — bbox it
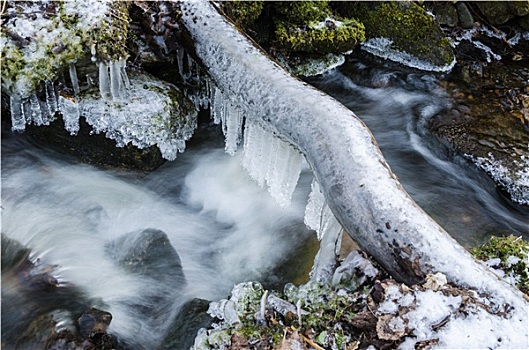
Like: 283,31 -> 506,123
466,153 -> 529,205
361,37 -> 456,72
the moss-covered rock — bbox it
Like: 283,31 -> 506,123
271,1 -> 365,54
472,235 -> 529,294
1,0 -> 130,96
274,1 -> 331,24
222,1 -> 264,30
335,1 -> 455,71
274,17 -> 365,54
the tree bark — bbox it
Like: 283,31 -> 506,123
179,0 -> 528,322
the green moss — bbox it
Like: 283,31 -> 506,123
0,40 -> 27,91
87,1 -> 130,62
270,1 -> 365,55
274,1 -> 331,24
345,1 -> 454,67
1,1 -> 130,95
472,235 -> 529,294
222,1 -> 263,29
275,18 -> 365,54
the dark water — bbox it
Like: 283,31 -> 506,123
2,58 -> 528,349
307,59 -> 529,248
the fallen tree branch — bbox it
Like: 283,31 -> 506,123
179,0 -> 527,345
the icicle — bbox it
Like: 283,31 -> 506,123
109,61 -> 122,101
98,61 -> 112,100
9,94 -> 26,131
119,58 -> 131,89
242,121 -> 303,207
255,290 -> 268,327
223,103 -> 243,155
207,78 -> 216,109
187,53 -> 194,79
176,46 -> 185,79
90,43 -> 97,62
212,86 -> 224,124
310,205 -> 343,283
266,293 -> 303,316
296,300 -> 303,327
45,81 -> 58,121
69,64 -> 80,95
184,111 -> 198,140
304,179 -> 326,237
242,121 -> 271,188
29,93 -> 43,125
58,95 -> 80,135
266,139 -> 303,208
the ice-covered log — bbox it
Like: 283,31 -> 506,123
180,1 -> 528,337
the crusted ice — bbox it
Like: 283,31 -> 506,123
81,72 -> 196,160
332,250 -> 379,286
362,37 -> 456,72
466,153 -> 529,205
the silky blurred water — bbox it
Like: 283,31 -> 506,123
307,59 -> 529,247
1,128 -> 314,349
2,58 -> 528,349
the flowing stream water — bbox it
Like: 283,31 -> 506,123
2,60 -> 528,349
307,60 -> 529,248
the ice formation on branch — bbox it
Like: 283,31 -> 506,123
181,3 -> 528,346
242,121 -> 303,209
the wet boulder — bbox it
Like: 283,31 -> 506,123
105,228 -> 187,348
334,1 -> 455,72
106,228 -> 185,287
160,298 -> 213,350
77,308 -> 113,338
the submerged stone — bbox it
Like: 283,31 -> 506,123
1,235 -> 108,350
106,228 -> 185,286
160,298 -> 213,350
77,308 -> 113,338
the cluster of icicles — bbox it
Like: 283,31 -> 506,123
184,50 -> 343,275
9,57 -> 197,161
9,60 -> 129,134
9,49 -> 342,257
